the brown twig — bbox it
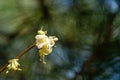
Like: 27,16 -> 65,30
15,44 -> 35,59
0,44 -> 35,74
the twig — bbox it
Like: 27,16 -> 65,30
16,44 -> 35,59
0,44 -> 35,73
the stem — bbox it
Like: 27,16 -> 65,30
0,43 -> 35,73
16,44 -> 35,59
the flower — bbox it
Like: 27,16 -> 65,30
35,29 -> 58,64
6,59 -> 22,73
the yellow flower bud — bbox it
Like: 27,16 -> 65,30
6,59 -> 22,74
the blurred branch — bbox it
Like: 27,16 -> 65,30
103,13 -> 116,43
38,0 -> 51,21
73,13 -> 117,80
0,44 -> 35,74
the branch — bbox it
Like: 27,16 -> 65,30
73,13 -> 117,80
0,44 -> 35,74
103,13 -> 116,43
38,0 -> 50,20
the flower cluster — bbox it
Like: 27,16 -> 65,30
2,28 -> 58,74
35,29 -> 58,64
6,59 -> 22,73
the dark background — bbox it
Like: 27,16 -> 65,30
0,0 -> 120,80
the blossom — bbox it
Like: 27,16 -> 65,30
35,29 -> 58,64
6,59 -> 22,73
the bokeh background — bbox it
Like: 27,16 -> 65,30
0,0 -> 120,80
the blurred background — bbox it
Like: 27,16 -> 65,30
0,0 -> 120,80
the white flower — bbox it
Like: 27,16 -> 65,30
35,34 -> 48,49
6,59 -> 22,73
35,29 -> 58,63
